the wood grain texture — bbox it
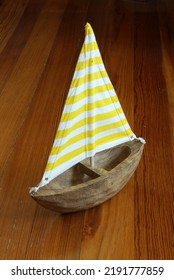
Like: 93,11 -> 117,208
0,0 -> 173,260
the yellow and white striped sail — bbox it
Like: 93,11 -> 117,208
38,23 -> 136,188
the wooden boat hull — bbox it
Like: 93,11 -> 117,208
30,140 -> 144,213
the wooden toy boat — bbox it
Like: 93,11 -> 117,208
30,23 -> 145,213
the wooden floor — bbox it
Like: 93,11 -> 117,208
0,0 -> 173,260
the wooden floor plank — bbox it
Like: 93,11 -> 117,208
0,0 -> 66,175
0,0 -> 173,260
0,0 -> 29,54
159,0 -> 174,140
0,0 -> 69,259
0,0 -> 45,93
134,0 -> 173,259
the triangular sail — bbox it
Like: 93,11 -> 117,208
37,23 -> 136,188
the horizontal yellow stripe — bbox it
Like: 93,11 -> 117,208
95,128 -> 133,147
46,146 -> 85,172
51,132 -> 85,156
66,83 -> 115,105
51,119 -> 129,155
70,70 -> 108,88
56,116 -> 129,140
55,118 -> 85,139
86,23 -> 94,35
80,41 -> 99,53
58,106 -> 125,139
46,129 -> 133,172
62,97 -> 121,121
76,56 -> 103,71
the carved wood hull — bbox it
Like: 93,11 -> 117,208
30,140 -> 144,213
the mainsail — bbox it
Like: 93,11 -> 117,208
36,23 -> 136,189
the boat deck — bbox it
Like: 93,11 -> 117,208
0,0 -> 173,259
